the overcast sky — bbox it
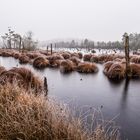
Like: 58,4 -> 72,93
0,0 -> 140,41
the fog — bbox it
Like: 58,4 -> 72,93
0,0 -> 140,41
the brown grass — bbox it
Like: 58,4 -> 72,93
61,52 -> 71,59
26,52 -> 40,59
83,54 -> 92,61
90,55 -> 99,63
98,54 -> 114,63
103,61 -> 114,75
19,55 -> 30,64
130,56 -> 140,63
104,62 -> 125,79
77,62 -> 98,73
33,57 -> 50,69
1,51 -> 12,57
0,67 -> 43,92
130,63 -> 140,78
13,52 -> 21,59
78,52 -> 83,59
0,66 -> 6,75
0,83 -> 120,140
70,56 -> 81,66
60,60 -> 74,73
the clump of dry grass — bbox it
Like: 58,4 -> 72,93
70,56 -> 81,66
103,61 -> 114,74
33,57 -> 49,69
0,66 -> 6,75
78,52 -> 83,59
13,52 -> 21,59
130,63 -> 140,78
0,83 -> 120,140
130,56 -> 140,63
77,62 -> 98,73
98,54 -> 114,63
0,67 -> 43,92
83,54 -> 92,61
90,55 -> 99,63
61,52 -> 71,59
26,52 -> 40,59
19,55 -> 30,64
1,51 -> 12,57
60,60 -> 74,73
104,62 -> 125,79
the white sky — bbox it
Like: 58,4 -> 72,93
0,0 -> 140,41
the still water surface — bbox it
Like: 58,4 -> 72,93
0,56 -> 140,140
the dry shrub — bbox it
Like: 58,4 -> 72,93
60,60 -> 74,73
130,56 -> 140,63
105,62 -> 125,79
19,55 -> 30,64
130,63 -> 140,78
0,83 -> 120,140
0,67 -> 43,92
77,62 -> 98,73
83,54 -> 92,61
33,57 -> 49,69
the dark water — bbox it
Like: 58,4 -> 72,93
1,57 -> 140,140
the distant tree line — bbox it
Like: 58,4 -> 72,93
55,33 -> 140,50
1,27 -> 38,51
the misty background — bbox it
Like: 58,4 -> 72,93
0,0 -> 140,42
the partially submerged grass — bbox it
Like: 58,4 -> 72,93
0,82 -> 120,140
83,54 -> 92,61
33,57 -> 50,69
104,62 -> 125,79
60,60 -> 74,73
130,63 -> 140,78
77,62 -> 98,73
19,55 -> 30,64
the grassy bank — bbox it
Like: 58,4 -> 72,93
0,82 -> 120,140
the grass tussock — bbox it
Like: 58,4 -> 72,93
77,62 -> 98,73
0,67 -> 43,92
60,60 -> 74,73
61,52 -> 71,59
104,62 -> 125,79
70,56 -> 81,66
26,52 -> 40,59
0,83 -> 120,140
83,54 -> 92,61
130,56 -> 140,63
19,55 -> 30,64
0,66 -> 6,75
130,63 -> 140,78
33,57 -> 49,69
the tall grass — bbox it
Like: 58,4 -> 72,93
0,82 -> 120,140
